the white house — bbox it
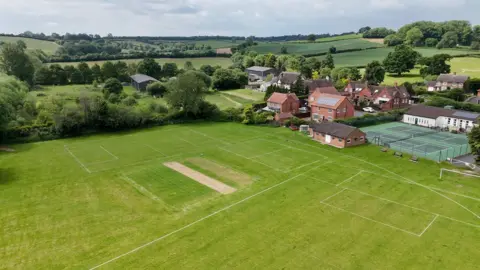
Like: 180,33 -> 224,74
272,72 -> 301,90
427,73 -> 469,92
402,104 -> 479,131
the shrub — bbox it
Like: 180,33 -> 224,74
146,82 -> 167,97
108,93 -> 120,103
132,92 -> 141,99
102,78 -> 123,97
122,96 -> 137,106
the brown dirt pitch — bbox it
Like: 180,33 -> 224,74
164,162 -> 236,194
187,157 -> 252,186
362,38 -> 385,44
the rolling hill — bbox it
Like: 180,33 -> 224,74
0,36 -> 60,55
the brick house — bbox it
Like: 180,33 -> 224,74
427,73 -> 469,92
267,92 -> 300,122
309,122 -> 366,148
309,91 -> 355,121
371,84 -> 411,111
305,79 -> 335,94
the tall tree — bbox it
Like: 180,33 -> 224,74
49,64 -> 68,85
102,78 -> 123,97
383,45 -> 420,76
437,31 -> 459,49
101,61 -> 117,80
77,62 -> 93,84
164,72 -> 208,115
184,61 -> 195,70
405,27 -> 424,46
137,58 -> 162,79
114,61 -> 129,82
307,34 -> 316,42
199,64 -> 215,76
162,63 -> 178,78
91,64 -> 102,82
322,52 -> 335,69
34,67 -> 53,85
70,69 -> 84,84
0,41 -> 35,85
265,53 -> 277,68
364,61 -> 385,85
419,54 -> 451,77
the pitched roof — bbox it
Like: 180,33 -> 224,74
309,122 -> 361,139
310,92 -> 347,109
246,66 -> 275,72
267,92 -> 299,104
437,74 -> 469,83
406,104 -> 480,121
130,74 -> 158,84
373,85 -> 410,99
278,72 -> 301,85
312,86 -> 340,95
306,79 -> 334,91
466,96 -> 480,105
346,81 -> 367,91
427,81 -> 437,87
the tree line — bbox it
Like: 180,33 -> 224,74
362,20 -> 480,50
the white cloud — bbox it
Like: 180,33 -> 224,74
0,0 -> 475,36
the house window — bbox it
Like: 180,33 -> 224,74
338,138 -> 343,142
467,121 -> 470,126
360,136 -> 364,141
354,137 -> 358,141
328,109 -> 332,113
310,97 -> 314,101
454,119 -> 457,126
448,118 -> 451,124
343,108 -> 346,113
347,139 -> 351,144
313,114 -> 319,120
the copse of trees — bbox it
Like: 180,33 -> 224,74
362,27 -> 396,38
383,45 -> 420,76
212,68 -> 248,90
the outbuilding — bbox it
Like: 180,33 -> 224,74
309,122 -> 367,148
130,74 -> 159,91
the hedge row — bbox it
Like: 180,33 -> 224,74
334,110 -> 406,128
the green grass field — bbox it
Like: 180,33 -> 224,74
252,39 -> 382,55
450,57 -> 480,78
1,123 -> 480,269
30,85 -> 262,110
315,34 -> 362,42
315,48 -> 480,67
53,57 -> 233,69
0,36 -> 60,54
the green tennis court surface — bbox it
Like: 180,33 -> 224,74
363,122 -> 471,162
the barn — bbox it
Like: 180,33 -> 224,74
130,74 -> 159,91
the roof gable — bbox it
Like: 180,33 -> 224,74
309,122 -> 361,139
267,92 -> 298,104
131,74 -> 159,84
437,74 -> 469,83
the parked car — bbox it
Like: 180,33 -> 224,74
363,107 -> 375,113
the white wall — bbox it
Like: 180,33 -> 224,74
403,115 -> 436,127
403,114 -> 476,130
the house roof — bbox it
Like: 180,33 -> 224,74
373,85 -> 410,99
406,104 -> 480,121
437,74 -> 469,83
246,66 -> 275,72
312,86 -> 340,95
130,74 -> 158,84
309,122 -> 361,139
466,96 -> 480,105
306,79 -> 334,91
427,81 -> 437,87
346,81 -> 367,91
267,92 -> 299,104
310,92 -> 347,109
278,72 -> 301,85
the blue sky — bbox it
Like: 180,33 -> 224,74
0,0 -> 478,36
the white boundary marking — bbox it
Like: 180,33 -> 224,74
187,128 -> 231,145
100,146 -> 119,160
250,147 -> 289,159
122,175 -> 163,203
321,189 -> 346,203
285,160 -> 323,173
261,139 -> 329,160
320,202 -> 420,237
179,138 -> 196,147
419,215 -> 439,236
219,147 -> 280,171
64,145 -> 91,173
336,171 -> 364,187
440,168 -> 480,179
143,144 -> 167,156
88,163 -> 328,270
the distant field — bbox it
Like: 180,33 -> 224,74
53,57 -> 233,68
450,57 -> 480,78
315,48 -> 480,67
0,36 -> 60,54
251,39 -> 382,55
315,34 -> 362,42
2,122 -> 480,269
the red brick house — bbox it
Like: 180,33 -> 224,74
306,79 -> 335,94
371,84 -> 411,111
308,91 -> 355,122
267,92 -> 300,122
309,122 -> 366,148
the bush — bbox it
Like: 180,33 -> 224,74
107,93 -> 120,103
146,82 -> 167,97
103,78 -> 123,97
212,68 -> 248,90
148,102 -> 169,114
335,110 -> 405,127
122,96 -> 137,106
132,92 -> 141,99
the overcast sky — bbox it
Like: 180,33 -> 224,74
0,0 -> 478,37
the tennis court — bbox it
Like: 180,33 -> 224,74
363,122 -> 471,162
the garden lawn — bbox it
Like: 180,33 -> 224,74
1,123 -> 480,269
0,36 -> 60,54
53,57 -> 233,69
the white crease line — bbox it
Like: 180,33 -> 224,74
64,145 -> 91,173
144,144 -> 167,156
321,189 -> 346,203
100,146 -> 119,160
219,147 -> 280,172
419,215 -> 439,237
336,171 -> 364,187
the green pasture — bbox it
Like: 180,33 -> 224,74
450,57 -> 480,78
53,57 -> 233,69
252,39 -> 382,55
1,123 -> 480,269
315,47 -> 480,67
315,34 -> 362,42
0,36 -> 60,54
